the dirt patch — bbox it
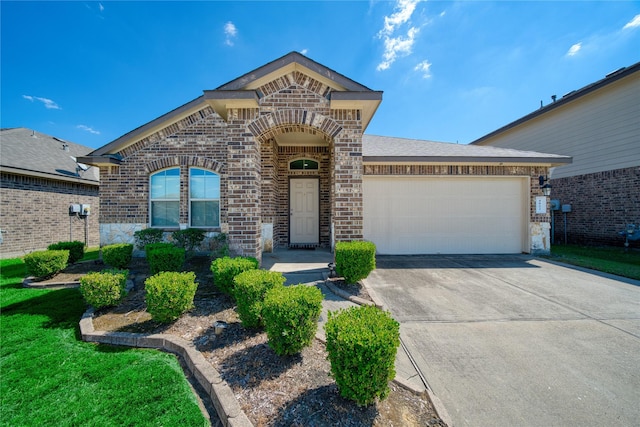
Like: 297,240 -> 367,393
58,257 -> 447,426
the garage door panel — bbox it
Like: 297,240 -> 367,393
363,177 -> 526,254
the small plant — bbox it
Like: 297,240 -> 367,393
233,270 -> 286,328
134,228 -> 164,250
172,228 -> 206,254
47,241 -> 85,264
325,305 -> 400,406
79,269 -> 128,309
262,284 -> 323,356
101,243 -> 133,269
144,242 -> 175,255
334,241 -> 376,284
145,271 -> 197,323
210,256 -> 259,296
210,233 -> 230,259
147,246 -> 185,274
23,250 -> 69,279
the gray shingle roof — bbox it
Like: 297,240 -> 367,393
363,134 -> 572,165
0,128 -> 99,184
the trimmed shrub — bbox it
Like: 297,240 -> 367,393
324,305 -> 400,406
145,242 -> 175,255
210,256 -> 259,296
102,244 -> 133,269
145,271 -> 197,323
134,228 -> 164,250
147,246 -> 185,275
334,241 -> 376,284
47,241 -> 85,264
79,269 -> 128,309
23,250 -> 69,279
172,228 -> 206,253
233,270 -> 286,328
262,284 -> 323,356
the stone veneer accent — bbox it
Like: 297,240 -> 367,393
550,166 -> 640,246
0,172 -> 99,258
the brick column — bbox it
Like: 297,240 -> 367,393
225,109 -> 262,260
332,130 -> 363,243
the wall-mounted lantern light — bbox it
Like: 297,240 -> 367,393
539,175 -> 552,197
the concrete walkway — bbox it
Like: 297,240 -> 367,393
262,249 -> 440,409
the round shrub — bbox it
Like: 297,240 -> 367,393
262,284 -> 323,356
233,270 -> 286,328
145,271 -> 197,323
23,250 -> 69,279
325,305 -> 400,406
147,246 -> 185,275
47,241 -> 85,264
334,241 -> 376,284
210,256 -> 259,296
145,242 -> 175,255
102,243 -> 133,269
79,269 -> 128,309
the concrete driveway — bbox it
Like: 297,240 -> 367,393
364,255 -> 640,427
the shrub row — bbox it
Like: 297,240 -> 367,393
79,269 -> 128,309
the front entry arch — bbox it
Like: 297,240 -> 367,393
289,177 -> 319,246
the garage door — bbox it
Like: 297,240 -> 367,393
363,176 -> 527,254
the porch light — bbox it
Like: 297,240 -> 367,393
539,175 -> 552,197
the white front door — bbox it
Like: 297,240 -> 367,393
290,178 -> 319,245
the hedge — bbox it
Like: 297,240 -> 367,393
334,241 -> 376,284
145,271 -> 198,323
210,256 -> 259,296
79,269 -> 128,309
102,244 -> 133,269
233,270 -> 286,328
47,241 -> 85,264
23,250 -> 69,279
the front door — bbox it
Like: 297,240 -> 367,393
290,178 -> 319,245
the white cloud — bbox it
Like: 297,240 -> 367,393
623,14 -> 640,30
379,0 -> 419,37
77,125 -> 100,135
377,26 -> 419,71
224,21 -> 237,46
300,49 -> 309,55
414,60 -> 432,78
22,95 -> 61,110
99,3 -> 104,12
566,42 -> 582,57
377,0 -> 421,71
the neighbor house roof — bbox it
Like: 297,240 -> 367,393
471,61 -> 640,146
0,128 -> 99,184
363,135 -> 572,166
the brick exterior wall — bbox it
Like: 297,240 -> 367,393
550,166 -> 640,246
0,172 -> 99,258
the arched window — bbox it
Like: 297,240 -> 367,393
150,168 -> 180,227
289,159 -> 319,170
189,168 -> 220,227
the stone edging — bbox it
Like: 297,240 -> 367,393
78,308 -> 253,427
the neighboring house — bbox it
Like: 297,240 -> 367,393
472,61 -> 639,246
0,128 -> 100,258
79,52 -> 570,260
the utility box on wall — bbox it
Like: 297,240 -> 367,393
81,204 -> 91,216
69,204 -> 81,215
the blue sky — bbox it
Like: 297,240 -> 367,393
2,1 -> 639,150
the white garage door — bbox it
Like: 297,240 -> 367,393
363,176 -> 528,255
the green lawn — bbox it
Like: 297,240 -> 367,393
0,258 -> 207,427
546,244 -> 640,281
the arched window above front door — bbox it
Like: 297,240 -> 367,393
289,159 -> 319,170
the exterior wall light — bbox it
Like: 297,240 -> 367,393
539,175 -> 552,197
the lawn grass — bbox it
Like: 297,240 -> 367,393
546,244 -> 640,280
81,246 -> 101,262
0,258 -> 208,427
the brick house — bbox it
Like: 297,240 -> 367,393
79,52 -> 570,260
0,128 -> 100,258
472,61 -> 639,246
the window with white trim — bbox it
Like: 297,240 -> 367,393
150,168 -> 180,227
289,159 -> 319,170
189,168 -> 220,227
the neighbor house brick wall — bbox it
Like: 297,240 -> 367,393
0,172 -> 99,258
550,166 -> 640,246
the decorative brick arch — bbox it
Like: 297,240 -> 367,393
144,156 -> 224,174
248,109 -> 343,143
